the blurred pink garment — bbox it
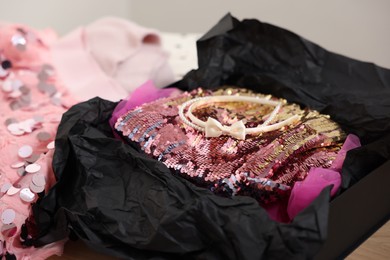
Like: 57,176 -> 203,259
265,134 -> 361,222
51,17 -> 175,101
0,23 -> 72,259
0,22 -> 57,69
0,19 -> 177,259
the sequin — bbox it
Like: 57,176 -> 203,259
20,87 -> 30,96
33,115 -> 44,123
18,119 -> 34,133
25,153 -> 40,164
6,185 -> 20,196
4,118 -> 17,126
25,163 -> 41,173
7,123 -> 20,133
37,64 -> 54,82
36,131 -> 51,142
127,126 -> 139,139
19,188 -> 35,203
29,182 -> 45,193
138,121 -> 163,142
42,64 -> 54,75
1,60 -> 12,70
32,174 -> 45,186
46,141 -> 55,150
0,66 -> 9,78
1,80 -> 13,93
1,183 -> 12,193
7,117 -> 42,136
51,96 -> 61,106
37,82 -> 57,96
18,145 -> 33,158
1,209 -> 16,225
11,34 -> 27,51
9,100 -> 22,111
10,161 -> 25,169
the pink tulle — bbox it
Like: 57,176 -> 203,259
266,134 -> 361,222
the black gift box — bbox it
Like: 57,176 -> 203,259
173,13 -> 390,259
315,160 -> 390,259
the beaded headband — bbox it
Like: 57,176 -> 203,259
179,95 -> 300,140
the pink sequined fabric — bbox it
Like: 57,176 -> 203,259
115,88 -> 346,204
0,24 -> 72,258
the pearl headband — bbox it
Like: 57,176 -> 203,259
179,95 -> 300,140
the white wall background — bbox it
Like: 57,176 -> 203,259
0,0 -> 389,68
130,0 -> 390,68
0,0 -> 131,34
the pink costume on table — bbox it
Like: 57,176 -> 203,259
0,18 -> 176,259
51,17 -> 175,102
0,24 -> 73,259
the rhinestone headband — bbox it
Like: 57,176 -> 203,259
179,95 -> 300,140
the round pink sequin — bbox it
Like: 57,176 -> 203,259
18,145 -> 33,158
1,209 -> 16,224
33,115 -> 44,123
25,163 -> 41,173
46,141 -> 55,150
10,161 -> 25,169
0,67 -> 8,78
32,174 -> 46,187
10,129 -> 25,136
18,121 -> 33,133
11,34 -> 26,50
1,183 -> 12,193
7,123 -> 20,132
6,185 -> 21,196
25,153 -> 40,163
1,80 -> 13,92
12,79 -> 24,89
4,118 -> 18,126
29,182 -> 45,193
37,131 -> 51,142
19,188 -> 35,202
